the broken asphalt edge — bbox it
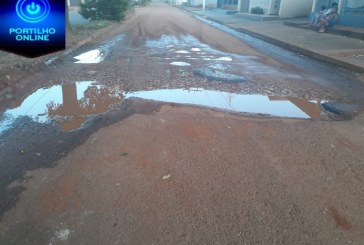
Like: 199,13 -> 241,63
174,6 -> 364,73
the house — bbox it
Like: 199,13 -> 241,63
175,0 -> 188,5
247,0 -> 280,15
311,0 -> 364,27
246,0 -> 314,17
217,0 -> 239,9
238,0 -> 250,13
187,0 -> 218,8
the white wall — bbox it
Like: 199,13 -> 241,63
190,0 -> 216,7
191,0 -> 203,5
175,0 -> 188,5
279,0 -> 314,18
269,0 -> 280,14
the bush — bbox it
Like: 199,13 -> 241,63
80,0 -> 129,21
251,6 -> 264,15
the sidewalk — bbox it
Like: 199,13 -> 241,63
177,6 -> 364,73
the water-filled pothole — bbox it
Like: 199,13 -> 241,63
145,34 -> 304,83
73,35 -> 124,63
0,81 -> 123,134
125,88 -> 327,119
73,49 -> 107,64
1,83 -> 344,135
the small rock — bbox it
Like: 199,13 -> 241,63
19,149 -> 24,154
86,71 -> 97,75
162,174 -> 171,180
55,229 -> 71,241
35,153 -> 42,156
5,75 -> 10,80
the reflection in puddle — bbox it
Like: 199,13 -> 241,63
74,49 -> 106,64
203,57 -> 233,61
209,63 -> 227,70
175,50 -> 190,54
73,35 -> 124,63
125,88 -> 326,119
0,82 -> 123,134
194,68 -> 247,82
0,82 -> 331,135
216,57 -> 232,61
269,96 -> 323,119
146,35 -> 306,81
170,62 -> 191,66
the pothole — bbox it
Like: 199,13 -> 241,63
0,81 -> 123,134
125,88 -> 330,119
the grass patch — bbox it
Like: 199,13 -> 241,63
71,20 -> 114,31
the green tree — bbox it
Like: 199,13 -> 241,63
80,0 -> 129,21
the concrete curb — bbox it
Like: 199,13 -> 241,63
173,5 -> 364,73
195,14 -> 364,73
206,16 -> 225,25
283,21 -> 364,41
230,25 -> 364,73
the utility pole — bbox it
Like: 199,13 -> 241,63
65,0 -> 72,31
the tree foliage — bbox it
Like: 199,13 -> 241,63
80,0 -> 129,21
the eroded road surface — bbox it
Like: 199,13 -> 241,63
1,3 -> 364,244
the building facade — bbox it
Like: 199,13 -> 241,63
236,0 -> 313,17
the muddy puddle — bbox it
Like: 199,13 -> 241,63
0,82 -> 123,134
72,35 -> 124,63
147,35 -> 238,68
145,34 -> 305,83
125,88 -> 327,119
73,49 -> 107,64
0,82 -> 348,135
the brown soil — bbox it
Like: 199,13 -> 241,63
1,105 -> 364,244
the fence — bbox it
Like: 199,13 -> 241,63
342,0 -> 364,15
313,0 -> 338,11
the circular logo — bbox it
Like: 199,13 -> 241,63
16,0 -> 51,23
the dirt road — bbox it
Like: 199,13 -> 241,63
1,3 -> 364,244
